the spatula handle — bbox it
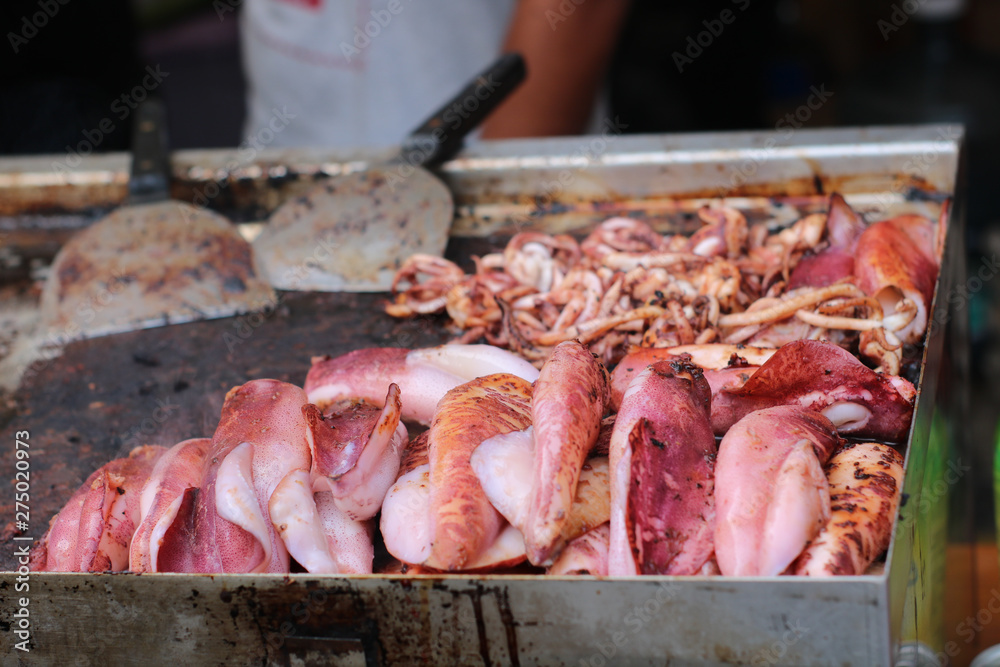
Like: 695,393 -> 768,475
128,98 -> 171,204
399,52 -> 527,169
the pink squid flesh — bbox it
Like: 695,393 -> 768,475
711,339 -> 916,443
304,383 -> 408,521
304,344 -> 539,426
524,340 -> 609,565
380,434 -> 435,565
610,345 -> 765,411
470,426 -> 610,564
855,215 -> 939,345
608,359 -> 716,576
129,438 -> 211,572
381,432 -> 527,570
33,445 -> 165,572
787,193 -> 866,290
714,405 -> 841,577
548,523 -> 610,576
157,379 -> 311,573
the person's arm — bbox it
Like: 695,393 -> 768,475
480,0 -> 632,139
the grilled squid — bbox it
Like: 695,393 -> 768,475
787,193 -> 865,290
609,343 -> 771,411
710,340 -> 916,443
548,523 -> 610,576
524,340 -> 609,565
855,215 -> 939,347
34,445 -> 165,572
470,426 -> 610,562
304,344 -> 539,426
791,443 -> 904,576
608,359 -> 716,576
130,438 -> 211,573
714,406 -> 841,577
426,373 -> 534,570
382,431 -> 527,571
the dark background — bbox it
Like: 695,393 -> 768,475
1,0 -> 999,537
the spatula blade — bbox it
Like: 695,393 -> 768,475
39,201 -> 276,341
252,166 -> 453,292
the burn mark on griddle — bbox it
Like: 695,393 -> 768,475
132,352 -> 160,367
223,276 -> 247,293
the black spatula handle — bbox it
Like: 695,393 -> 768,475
128,98 -> 171,204
399,52 -> 527,168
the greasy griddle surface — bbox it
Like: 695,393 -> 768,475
0,286 -> 463,571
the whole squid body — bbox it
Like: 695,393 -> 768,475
608,359 -> 716,576
304,344 -> 539,426
129,438 -> 211,572
150,380 -> 315,573
792,442 -> 905,576
523,340 -> 609,565
855,213 -> 940,346
426,373 -> 534,571
608,343 -> 775,411
288,384 -> 409,575
710,339 -> 916,443
33,445 -> 165,572
714,405 -> 842,577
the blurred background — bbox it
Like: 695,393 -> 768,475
1,0 -> 999,660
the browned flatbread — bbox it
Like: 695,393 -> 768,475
39,201 -> 275,340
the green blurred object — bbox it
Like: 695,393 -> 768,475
132,0 -> 218,30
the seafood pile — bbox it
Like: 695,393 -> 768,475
34,338 -> 911,577
387,194 -> 944,377
31,194 -> 938,577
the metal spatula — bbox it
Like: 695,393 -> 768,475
37,99 -> 276,341
252,52 -> 527,292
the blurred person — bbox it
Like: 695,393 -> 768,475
240,0 -> 632,149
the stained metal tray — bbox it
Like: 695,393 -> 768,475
0,126 -> 965,666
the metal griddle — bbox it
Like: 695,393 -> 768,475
0,126 -> 966,666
